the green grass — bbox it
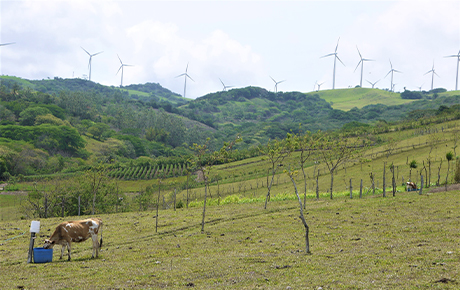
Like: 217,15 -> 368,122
309,87 -> 413,111
1,191 -> 459,289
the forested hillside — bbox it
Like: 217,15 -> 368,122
1,75 -> 460,182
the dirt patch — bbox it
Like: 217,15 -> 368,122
427,183 -> 460,193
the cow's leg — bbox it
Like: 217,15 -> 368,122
91,234 -> 99,258
66,241 -> 72,261
60,245 -> 65,259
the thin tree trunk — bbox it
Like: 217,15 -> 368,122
201,175 -> 208,233
359,179 -> 363,198
349,179 -> 352,199
288,170 -> 310,254
265,166 -> 279,209
383,162 -> 386,197
302,166 -> 307,210
155,180 -> 161,233
330,170 -> 334,199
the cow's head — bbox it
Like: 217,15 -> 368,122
43,239 -> 55,249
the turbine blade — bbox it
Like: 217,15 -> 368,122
186,74 -> 195,82
394,69 -> 402,73
354,60 -> 362,72
81,47 -> 90,55
92,51 -> 103,56
116,65 -> 123,75
321,53 -> 335,58
0,42 -> 15,46
270,76 -> 276,83
384,71 -> 392,78
336,55 -> 345,66
219,78 -> 225,86
176,73 -> 186,78
117,54 -> 122,64
356,46 -> 362,59
335,37 -> 340,52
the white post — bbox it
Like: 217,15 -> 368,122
27,221 -> 40,263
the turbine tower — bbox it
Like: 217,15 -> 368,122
424,62 -> 439,90
116,54 -> 133,87
444,50 -> 460,90
366,79 -> 380,89
219,78 -> 233,91
81,47 -> 103,81
270,76 -> 285,93
176,63 -> 194,98
354,46 -> 374,87
321,38 -> 345,89
385,59 -> 402,92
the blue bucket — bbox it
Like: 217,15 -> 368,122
33,247 -> 53,263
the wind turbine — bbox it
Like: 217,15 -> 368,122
270,76 -> 285,93
116,54 -> 133,87
176,63 -> 194,98
316,81 -> 325,91
424,62 -> 439,90
321,38 -> 345,89
444,50 -> 460,90
81,47 -> 103,81
385,60 -> 402,92
354,46 -> 374,87
219,78 -> 233,91
366,79 -> 380,88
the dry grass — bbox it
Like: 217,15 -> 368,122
1,190 -> 459,289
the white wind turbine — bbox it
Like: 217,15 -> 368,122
81,47 -> 103,81
219,78 -> 233,91
354,46 -> 374,87
176,63 -> 194,98
270,76 -> 285,93
321,38 -> 345,89
444,50 -> 460,90
116,54 -> 133,87
366,79 -> 380,89
316,81 -> 325,91
385,60 -> 402,92
424,62 -> 439,91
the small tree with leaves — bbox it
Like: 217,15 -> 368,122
318,133 -> 363,199
261,138 -> 290,209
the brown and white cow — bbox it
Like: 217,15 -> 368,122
406,181 -> 417,191
43,218 -> 103,261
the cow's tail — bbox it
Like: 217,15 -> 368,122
99,219 -> 103,248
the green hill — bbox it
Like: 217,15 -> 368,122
309,87 -> 412,111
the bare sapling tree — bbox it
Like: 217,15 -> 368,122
291,126 -> 318,209
384,136 -> 398,159
191,136 -> 242,233
318,133 -> 364,199
285,166 -> 311,254
446,151 -> 454,190
261,138 -> 290,209
155,179 -> 161,233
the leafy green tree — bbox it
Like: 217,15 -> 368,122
88,122 -> 110,141
318,133 -> 363,199
19,106 -> 52,126
34,114 -> 66,126
261,137 -> 291,209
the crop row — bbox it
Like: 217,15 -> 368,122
107,163 -> 189,180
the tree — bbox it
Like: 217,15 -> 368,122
318,133 -> 363,199
261,138 -> 290,209
285,166 -> 311,254
190,136 -> 241,233
291,127 -> 318,208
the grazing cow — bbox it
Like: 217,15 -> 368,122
406,181 -> 417,191
43,218 -> 103,261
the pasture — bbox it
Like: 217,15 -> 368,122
1,190 -> 459,289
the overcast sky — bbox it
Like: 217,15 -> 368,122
1,0 -> 459,99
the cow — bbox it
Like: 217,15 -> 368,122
406,181 -> 417,191
43,218 -> 103,261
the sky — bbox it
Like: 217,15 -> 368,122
1,0 -> 459,99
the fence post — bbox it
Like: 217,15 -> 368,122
349,179 -> 353,199
419,175 -> 423,195
78,195 -> 81,216
383,162 -> 386,197
359,179 -> 363,198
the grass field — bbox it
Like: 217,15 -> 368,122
1,190 -> 459,289
310,88 -> 413,111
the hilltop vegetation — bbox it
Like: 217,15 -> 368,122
1,75 -> 460,186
